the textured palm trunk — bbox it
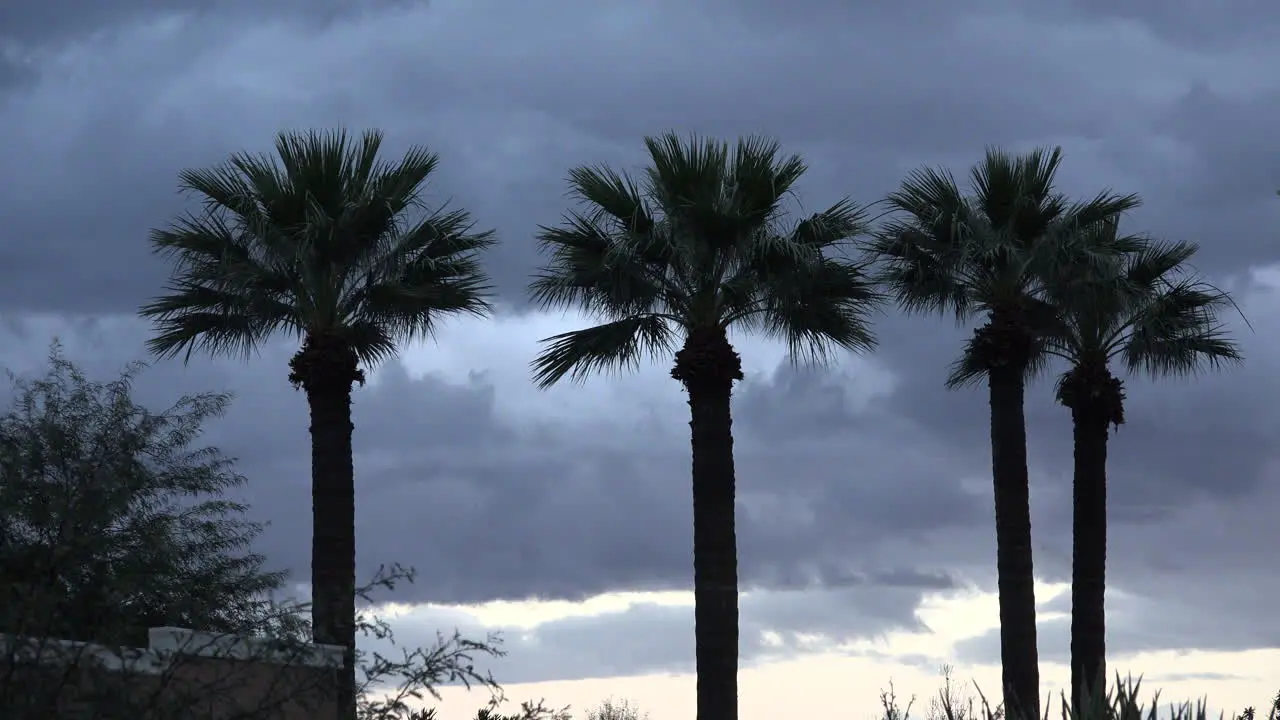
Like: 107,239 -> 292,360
1069,403 -> 1109,713
1059,363 -> 1122,715
987,366 -> 1040,720
290,334 -> 361,720
672,327 -> 744,720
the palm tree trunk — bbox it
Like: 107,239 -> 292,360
1069,404 -> 1108,713
291,334 -> 361,720
672,327 -> 745,720
1059,365 -> 1121,715
988,366 -> 1040,720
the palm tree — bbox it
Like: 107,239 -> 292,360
1037,223 -> 1243,712
529,132 -> 883,720
868,146 -> 1141,720
139,129 -> 494,718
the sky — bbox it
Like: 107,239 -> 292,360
1,1 -> 1279,719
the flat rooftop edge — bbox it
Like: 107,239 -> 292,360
0,627 -> 345,675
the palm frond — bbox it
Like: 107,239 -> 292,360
1122,239 -> 1199,292
887,164 -> 965,223
143,128 -> 493,366
1035,217 -> 1244,381
1125,329 -> 1242,377
642,131 -> 802,256
331,320 -> 400,368
867,220 -> 973,322
728,135 -> 806,228
1122,277 -> 1244,376
871,164 -> 982,322
969,145 -> 1066,238
757,255 -> 882,364
744,198 -> 865,280
141,213 -> 298,362
530,215 -> 674,320
945,334 -> 1053,390
566,164 -> 654,235
347,207 -> 495,359
531,315 -> 677,389
139,281 -> 281,363
944,338 -> 990,389
721,198 -> 883,363
1059,190 -> 1143,230
790,197 -> 869,249
642,131 -> 730,218
1029,221 -> 1140,313
530,132 -> 875,386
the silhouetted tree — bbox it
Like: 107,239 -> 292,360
1037,224 -> 1242,710
0,343 -> 284,647
530,132 -> 882,720
140,129 -> 495,718
869,147 -> 1140,720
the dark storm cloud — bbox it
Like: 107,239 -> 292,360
5,0 -> 1279,315
0,0 -> 417,46
336,356 -> 980,605
0,314 -> 970,609
1125,84 -> 1280,273
1047,0 -> 1280,50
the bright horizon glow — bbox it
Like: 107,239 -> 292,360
395,584 -> 1278,720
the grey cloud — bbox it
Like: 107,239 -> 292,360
1128,84 -> 1280,274
956,477 -> 1280,663
0,0 -> 419,46
349,360 -> 981,605
375,585 -> 931,684
1044,0 -> 1280,50
951,616 -> 1059,668
8,0 -> 1279,315
0,314 -> 974,609
1157,84 -> 1280,206
956,593 -> 1280,669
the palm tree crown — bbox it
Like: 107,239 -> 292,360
529,131 -> 882,386
870,146 -> 1143,385
1043,227 -> 1244,412
140,128 -> 493,369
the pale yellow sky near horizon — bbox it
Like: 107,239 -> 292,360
401,584 -> 1278,720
